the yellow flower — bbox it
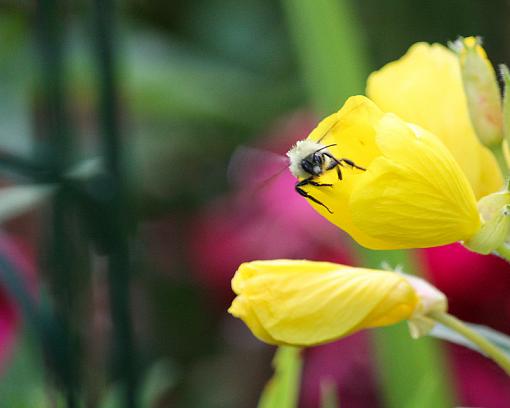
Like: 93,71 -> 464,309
228,260 -> 445,346
367,42 -> 503,198
296,95 -> 481,250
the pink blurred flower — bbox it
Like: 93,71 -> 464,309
420,243 -> 510,407
0,232 -> 37,374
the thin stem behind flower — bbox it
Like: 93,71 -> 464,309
430,311 -> 510,376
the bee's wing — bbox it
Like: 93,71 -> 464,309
227,145 -> 290,191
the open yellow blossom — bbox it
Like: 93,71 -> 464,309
297,95 -> 481,250
228,260 -> 446,346
367,42 -> 503,198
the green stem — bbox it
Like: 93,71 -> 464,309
92,1 -> 138,407
490,143 -> 509,179
430,311 -> 510,375
36,1 -> 80,406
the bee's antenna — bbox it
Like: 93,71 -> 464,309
314,143 -> 337,153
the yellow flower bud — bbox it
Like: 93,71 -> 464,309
228,260 -> 419,346
367,42 -> 503,198
297,96 -> 481,250
452,36 -> 503,148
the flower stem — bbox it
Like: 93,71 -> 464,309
490,143 -> 509,179
430,311 -> 510,375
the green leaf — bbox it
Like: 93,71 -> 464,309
257,346 -> 303,408
140,360 -> 177,408
0,334 -> 57,408
280,0 -> 369,114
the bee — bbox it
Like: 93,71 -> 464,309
286,130 -> 365,214
228,118 -> 365,214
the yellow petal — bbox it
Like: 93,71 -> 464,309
349,114 -> 481,248
228,260 -> 418,346
367,42 -> 503,198
299,96 -> 391,249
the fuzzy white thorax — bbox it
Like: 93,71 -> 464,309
286,140 -> 330,178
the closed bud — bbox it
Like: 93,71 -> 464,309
228,260 -> 419,346
451,36 -> 503,147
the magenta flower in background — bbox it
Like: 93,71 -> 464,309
420,244 -> 510,407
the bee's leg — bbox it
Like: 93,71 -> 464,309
336,166 -> 343,180
295,179 -> 333,213
339,158 -> 366,171
304,180 -> 333,187
324,154 -> 343,180
324,153 -> 366,173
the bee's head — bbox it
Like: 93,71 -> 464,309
300,153 -> 324,176
287,140 -> 331,178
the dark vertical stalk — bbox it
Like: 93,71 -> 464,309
35,0 -> 70,170
91,1 -> 138,407
35,1 -> 80,407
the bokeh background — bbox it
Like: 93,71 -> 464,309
0,0 -> 510,407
